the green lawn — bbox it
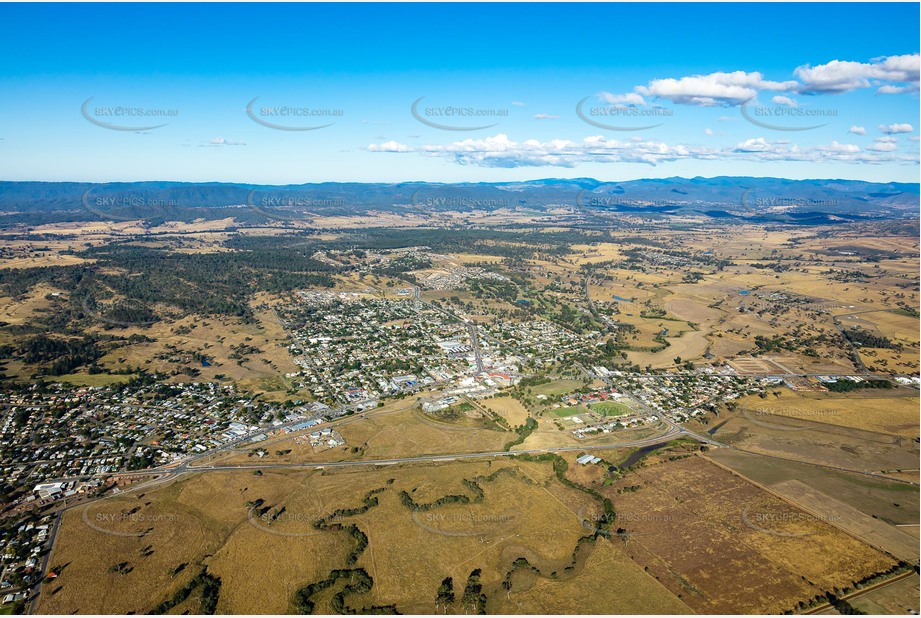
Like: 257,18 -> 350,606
551,405 -> 588,418
588,401 -> 631,417
0,604 -> 14,615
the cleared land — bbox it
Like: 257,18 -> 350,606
37,460 -> 693,614
604,455 -> 899,614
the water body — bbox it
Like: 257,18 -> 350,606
739,290 -> 750,295
612,442 -> 671,469
612,295 -> 633,302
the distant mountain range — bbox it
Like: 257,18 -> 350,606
0,177 -> 917,226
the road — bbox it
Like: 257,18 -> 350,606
467,320 -> 486,373
23,508 -> 62,614
186,425 -> 685,473
829,310 -> 874,376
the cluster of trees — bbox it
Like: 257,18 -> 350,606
292,568 -> 398,615
0,239 -> 339,341
460,569 -> 487,614
825,379 -> 894,393
314,487 -> 386,530
321,227 -> 597,259
149,568 -> 221,615
503,417 -> 538,451
2,335 -> 104,376
843,327 -> 897,350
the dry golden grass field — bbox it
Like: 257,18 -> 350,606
38,459 -> 697,614
606,455 -> 897,614
735,390 -> 920,437
480,396 -> 531,426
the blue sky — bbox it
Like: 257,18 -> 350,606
0,3 -> 918,184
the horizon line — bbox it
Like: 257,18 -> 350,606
1,174 -> 918,186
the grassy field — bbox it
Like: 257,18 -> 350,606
735,390 -> 919,437
53,372 -> 136,387
769,479 -> 918,561
480,396 -> 530,426
529,379 -> 585,398
550,405 -> 588,418
701,403 -> 920,476
605,455 -> 898,614
587,401 -> 631,417
37,459 -> 694,614
708,448 -> 919,531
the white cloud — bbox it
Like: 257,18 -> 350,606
734,137 -> 774,153
366,140 -> 413,153
877,84 -> 920,94
636,71 -> 797,106
599,92 -> 646,106
794,53 -> 920,94
588,53 -> 919,124
867,139 -> 898,152
848,126 -> 866,135
533,113 -> 559,120
880,123 -> 914,134
511,101 -> 526,107
704,128 -> 714,136
206,137 -> 245,146
772,95 -> 798,107
366,133 -> 917,168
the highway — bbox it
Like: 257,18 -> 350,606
185,425 -> 685,473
